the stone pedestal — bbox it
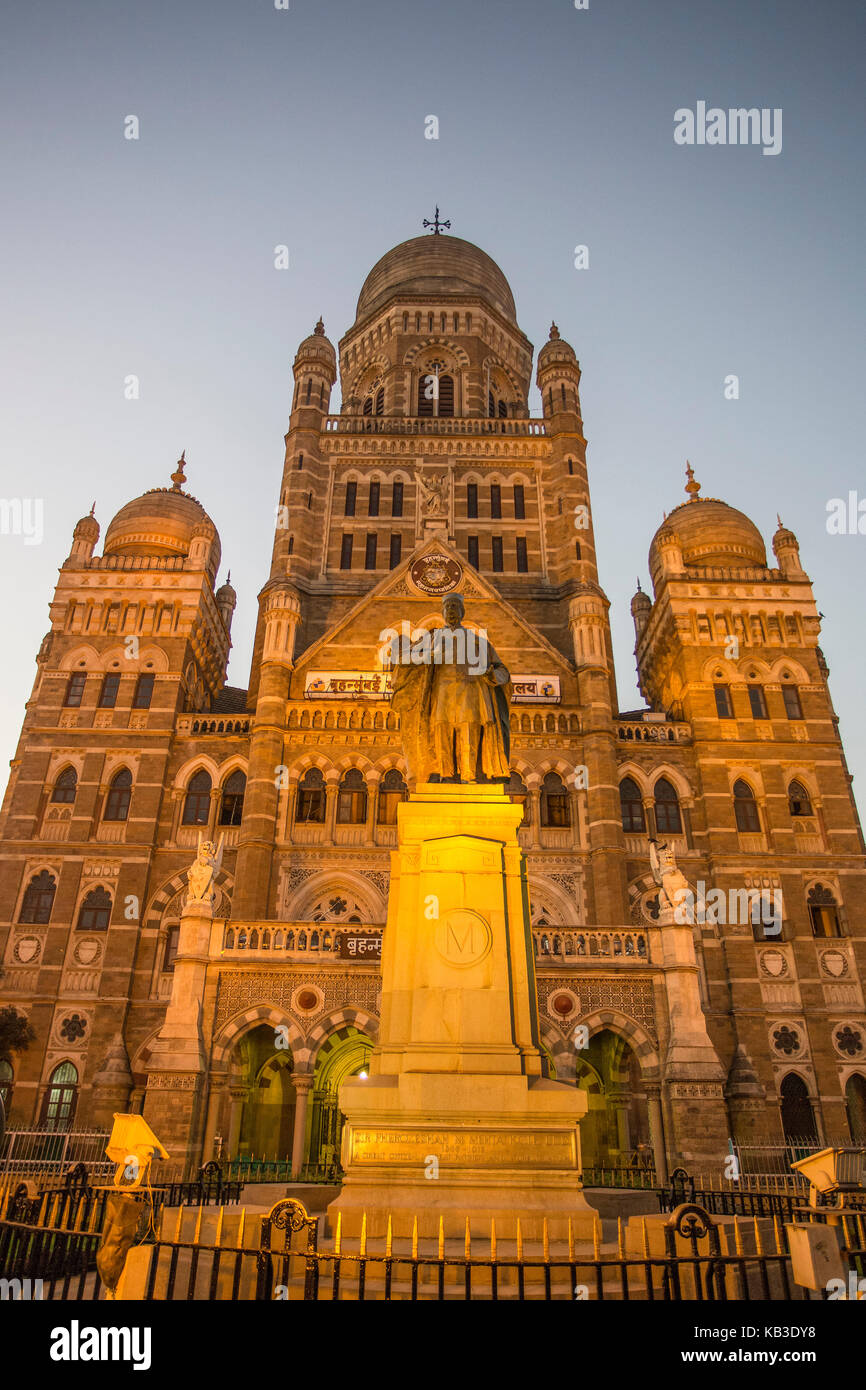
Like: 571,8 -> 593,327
657,909 -> 728,1169
142,896 -> 211,1173
328,784 -> 591,1240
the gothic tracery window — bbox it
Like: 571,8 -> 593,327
19,870 -> 56,924
733,778 -> 761,833
104,769 -> 132,822
619,777 -> 645,834
76,886 -> 112,931
52,767 -> 78,803
654,777 -> 682,834
182,769 -> 212,826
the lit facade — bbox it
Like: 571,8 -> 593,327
2,233 -> 865,1177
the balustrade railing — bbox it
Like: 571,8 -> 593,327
617,719 -> 691,744
221,922 -> 382,961
533,928 -> 648,961
323,415 -> 546,437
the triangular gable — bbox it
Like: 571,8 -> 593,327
293,534 -> 574,674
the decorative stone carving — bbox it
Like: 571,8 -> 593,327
186,834 -> 224,905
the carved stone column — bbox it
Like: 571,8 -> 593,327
646,1086 -> 668,1185
529,788 -> 542,850
365,778 -> 379,847
202,1077 -> 228,1163
291,1075 -> 314,1178
324,780 -> 339,841
227,1086 -> 246,1156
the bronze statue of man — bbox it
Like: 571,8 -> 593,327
390,594 -> 511,783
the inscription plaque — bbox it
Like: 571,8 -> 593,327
349,1127 -> 577,1169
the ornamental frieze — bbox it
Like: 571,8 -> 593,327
215,969 -> 381,1034
536,975 -> 657,1040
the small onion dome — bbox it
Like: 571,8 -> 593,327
537,320 -> 577,369
216,573 -> 237,607
773,515 -> 798,548
630,582 -> 651,616
293,317 -> 336,371
73,506 -> 100,544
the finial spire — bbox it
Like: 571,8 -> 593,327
227,570 -> 231,584
171,450 -> 187,492
89,501 -> 96,516
776,514 -> 783,529
684,460 -> 701,502
636,576 -> 642,592
423,206 -> 450,235
549,322 -> 560,340
314,317 -> 325,336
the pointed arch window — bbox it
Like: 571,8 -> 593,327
76,886 -> 112,931
296,768 -> 325,823
378,768 -> 408,824
219,770 -> 246,826
788,780 -> 813,817
808,883 -> 842,938
104,769 -> 132,822
182,769 -> 212,826
654,777 -> 682,834
780,1072 -> 817,1142
337,769 -> 367,824
733,779 -> 761,833
620,777 -> 645,834
541,772 -> 570,828
52,767 -> 78,804
41,1061 -> 78,1132
19,870 -> 56,924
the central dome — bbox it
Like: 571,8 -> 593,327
356,234 -> 517,325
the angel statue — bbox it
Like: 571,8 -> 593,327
648,837 -> 693,922
186,832 -> 224,906
415,470 -> 448,518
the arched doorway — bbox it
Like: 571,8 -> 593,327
780,1073 -> 818,1145
845,1074 -> 866,1143
230,1025 -> 296,1161
575,1030 -> 651,1169
307,1027 -> 373,1179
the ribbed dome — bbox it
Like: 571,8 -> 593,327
649,497 -> 767,577
356,234 -> 517,325
104,486 -> 221,572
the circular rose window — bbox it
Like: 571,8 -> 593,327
296,990 -> 318,1011
552,993 -> 574,1017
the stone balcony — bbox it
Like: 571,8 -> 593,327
201,920 -> 655,969
215,921 -> 382,963
323,415 -> 546,437
533,927 -> 652,965
617,718 -> 692,745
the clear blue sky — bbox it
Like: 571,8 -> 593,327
1,0 -> 864,816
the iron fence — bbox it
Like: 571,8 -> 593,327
582,1163 -> 657,1190
135,1198 -> 824,1302
0,1128 -> 112,1181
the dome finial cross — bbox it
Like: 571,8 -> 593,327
423,206 -> 450,235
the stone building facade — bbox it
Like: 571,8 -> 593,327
1,232 -> 864,1179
